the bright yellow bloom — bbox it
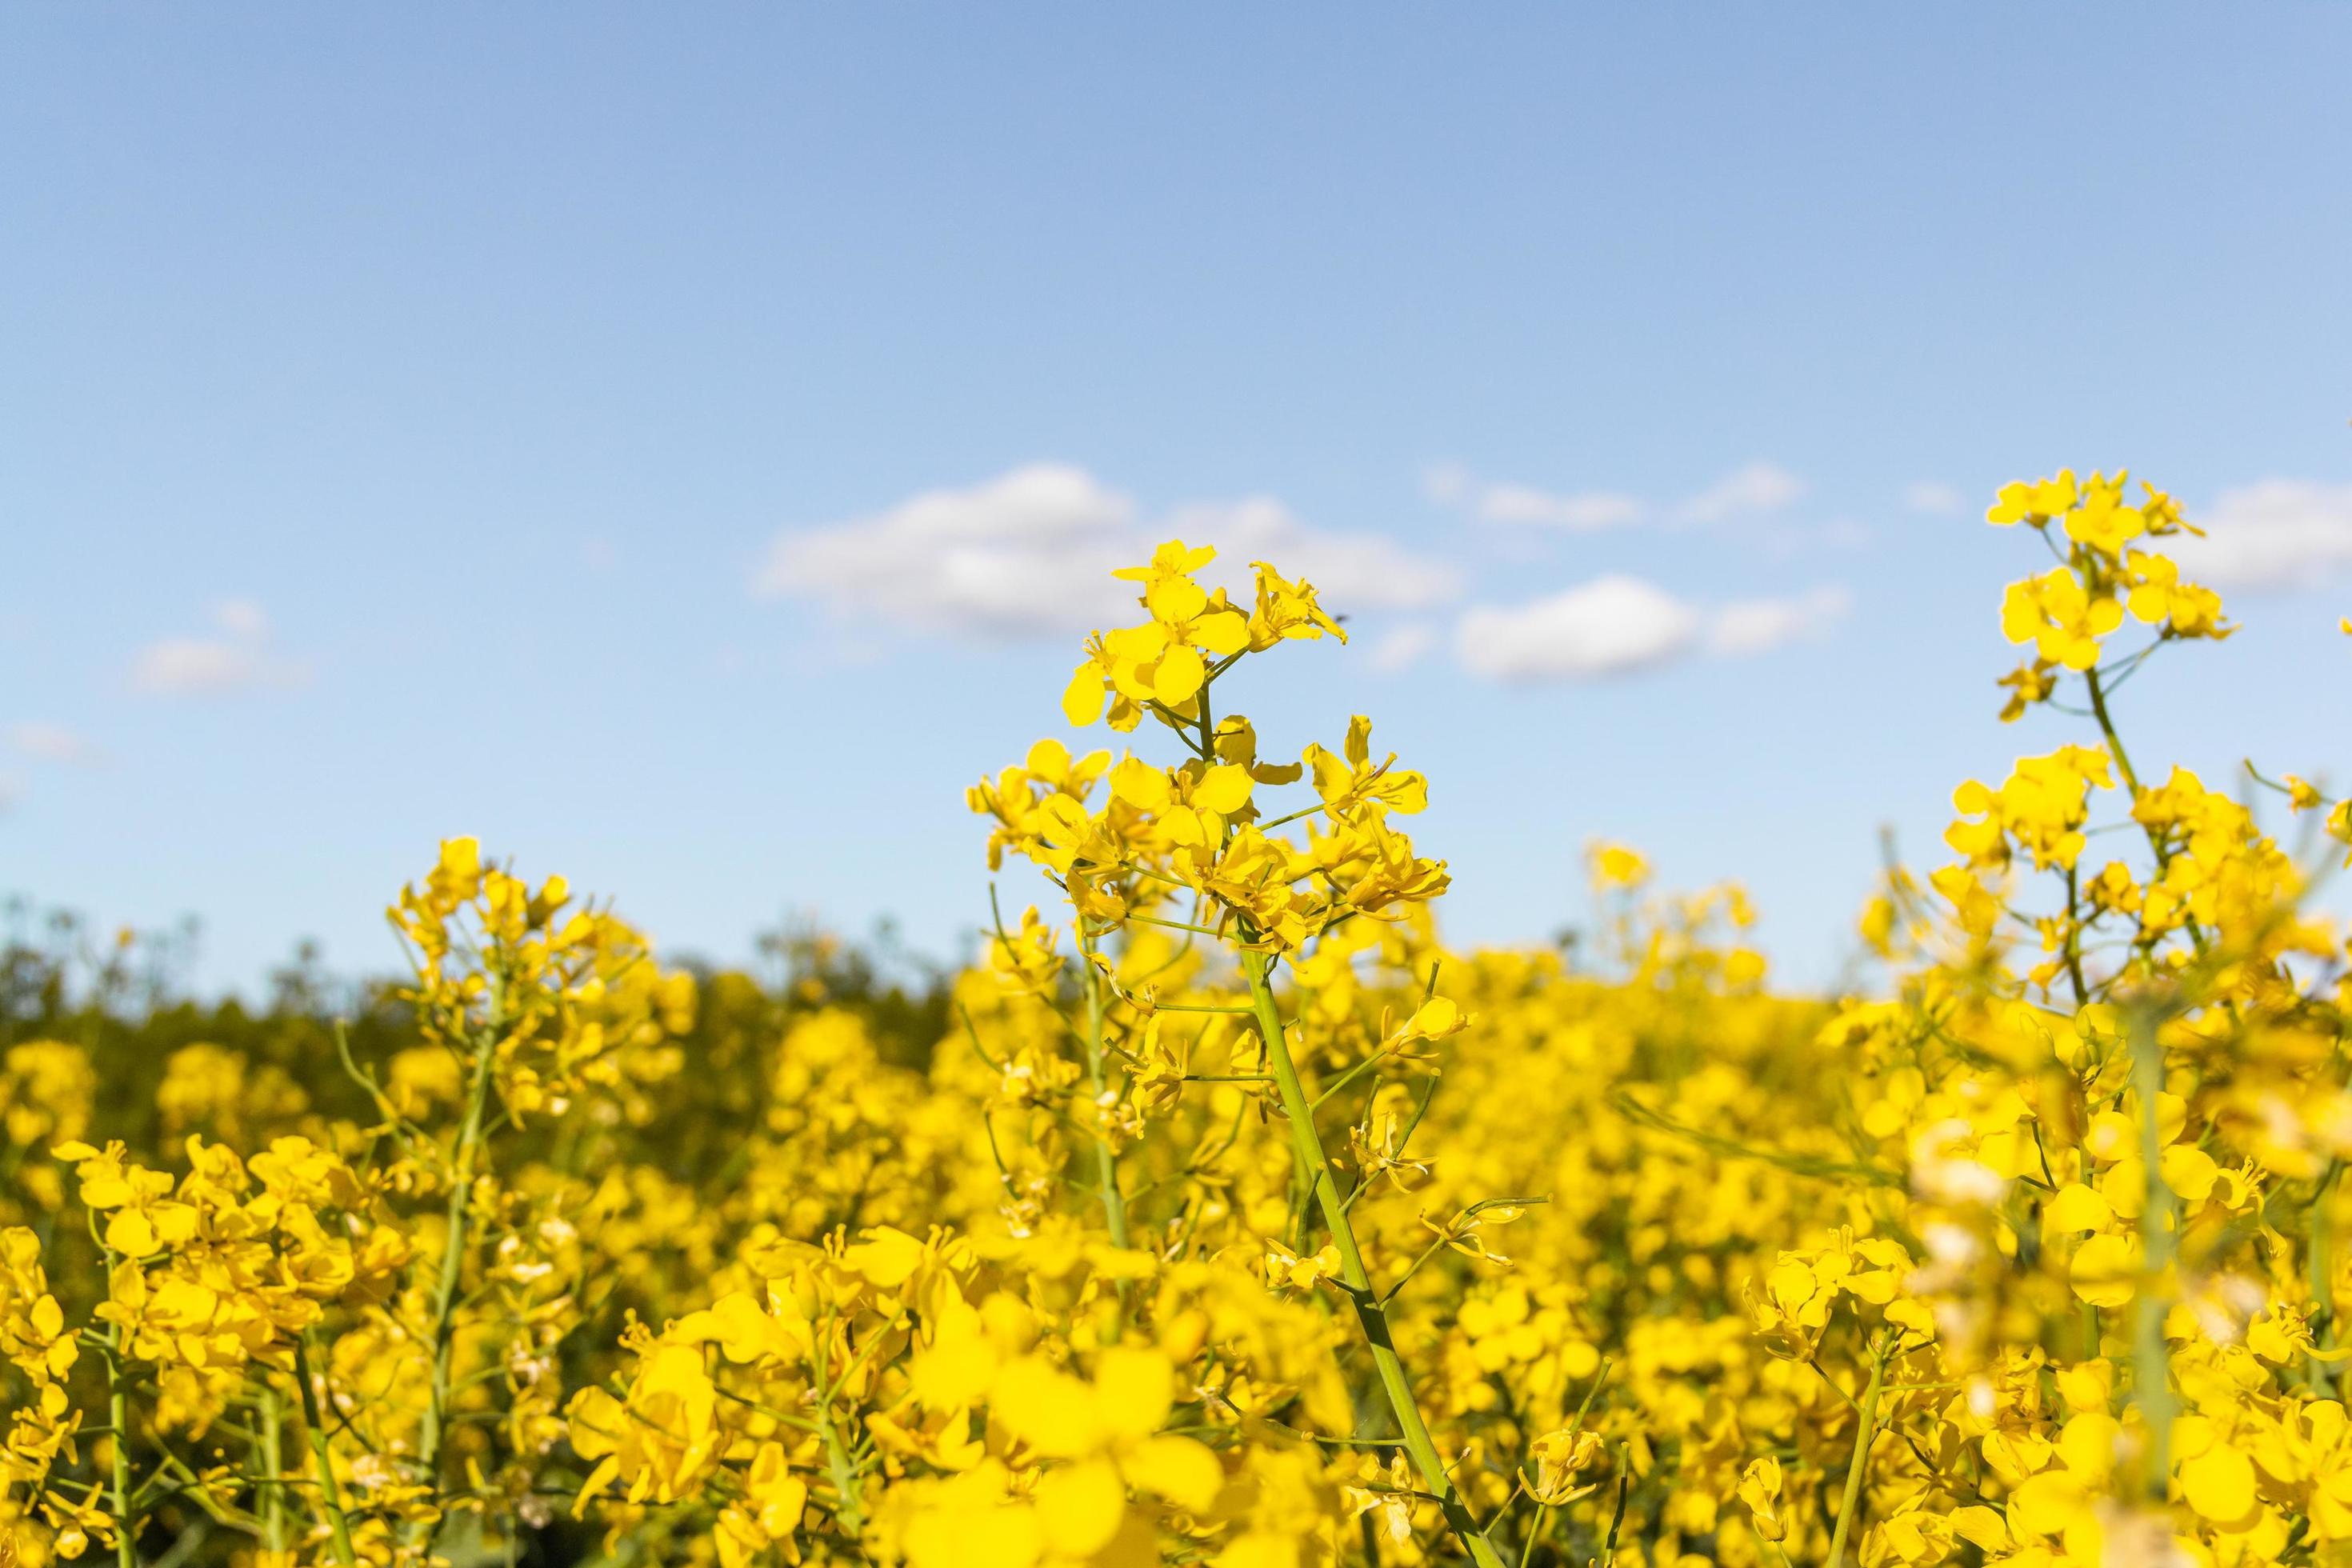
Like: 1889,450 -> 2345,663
2002,566 -> 2125,670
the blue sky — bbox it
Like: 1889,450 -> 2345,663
6,5 -> 2351,994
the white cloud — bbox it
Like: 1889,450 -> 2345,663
755,465 -> 1142,635
132,640 -> 276,694
1678,462 -> 1806,524
130,599 -> 306,695
1164,498 -> 1458,610
1368,622 -> 1437,673
1422,461 -> 1646,531
1420,462 -> 1473,507
1458,576 -> 1702,682
1706,586 -> 1852,655
9,723 -> 104,766
1475,482 -> 1647,531
1458,577 -> 1851,682
755,462 -> 1459,639
1428,460 -> 1801,531
212,598 -> 268,638
1903,480 -> 1967,517
2169,479 -> 2352,589
1818,518 -> 1874,549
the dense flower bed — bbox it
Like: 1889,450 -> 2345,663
4,472 -> 2349,1568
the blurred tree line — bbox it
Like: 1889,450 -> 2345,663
0,894 -> 956,1191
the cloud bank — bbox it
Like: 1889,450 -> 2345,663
756,463 -> 1460,638
130,601 -> 306,697
1458,576 -> 1847,682
2172,479 -> 2352,589
1426,460 -> 1805,533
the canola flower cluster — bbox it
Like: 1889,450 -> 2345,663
5,472 -> 2352,1568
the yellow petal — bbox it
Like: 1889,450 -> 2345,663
2011,1467 -> 2090,1537
1092,1346 -> 1174,1442
1951,1504 -> 2010,1552
1214,1533 -> 1301,1568
2056,1413 -> 2120,1482
1110,758 -> 1174,812
1104,622 -> 1170,662
1406,998 -> 1459,1038
2160,1144 -> 2218,1202
1037,794 -> 1092,846
106,1210 -> 159,1258
1124,1434 -> 1222,1514
908,1497 -> 1043,1568
1150,645 -> 1207,706
2180,1442 -> 2257,1524
843,1226 -> 926,1288
1191,764 -> 1253,816
2069,1233 -> 2138,1310
1146,577 -> 1208,625
1162,806 -> 1210,847
1063,666 -> 1106,727
2043,1183 -> 2111,1232
991,1358 -> 1101,1458
913,1306 -> 1001,1412
1192,609 -> 1250,656
1035,1458 -> 1126,1558
438,835 -> 482,891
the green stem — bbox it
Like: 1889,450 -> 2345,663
1516,1502 -> 1552,1568
2082,665 -> 2142,796
1076,934 -> 1133,1254
1311,1049 -> 1391,1112
292,1335 -> 359,1568
258,1382 -> 286,1555
2306,1053 -> 2352,1396
416,1017 -> 501,1498
1823,1340 -> 1890,1568
105,1279 -> 136,1568
1141,1002 -> 1258,1016
811,1321 -> 865,1537
1242,948 -> 1506,1568
2313,1159 -> 2342,1398
1106,912 -> 1226,939
2130,1007 -> 2179,1494
1378,1236 -> 1454,1308
2060,864 -> 2092,1008
2085,664 -> 2208,959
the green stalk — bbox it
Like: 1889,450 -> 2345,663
1242,949 -> 1506,1568
2313,1157 -> 2343,1398
293,1334 -> 359,1567
811,1320 -> 866,1538
2130,1007 -> 2178,1494
2306,1050 -> 2352,1395
415,1017 -> 501,1499
2082,664 -> 2143,797
258,1382 -> 286,1556
1823,1339 -> 1889,1568
1074,930 -> 1134,1344
2085,662 -> 2208,959
1076,939 -> 1132,1251
104,1267 -> 136,1568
